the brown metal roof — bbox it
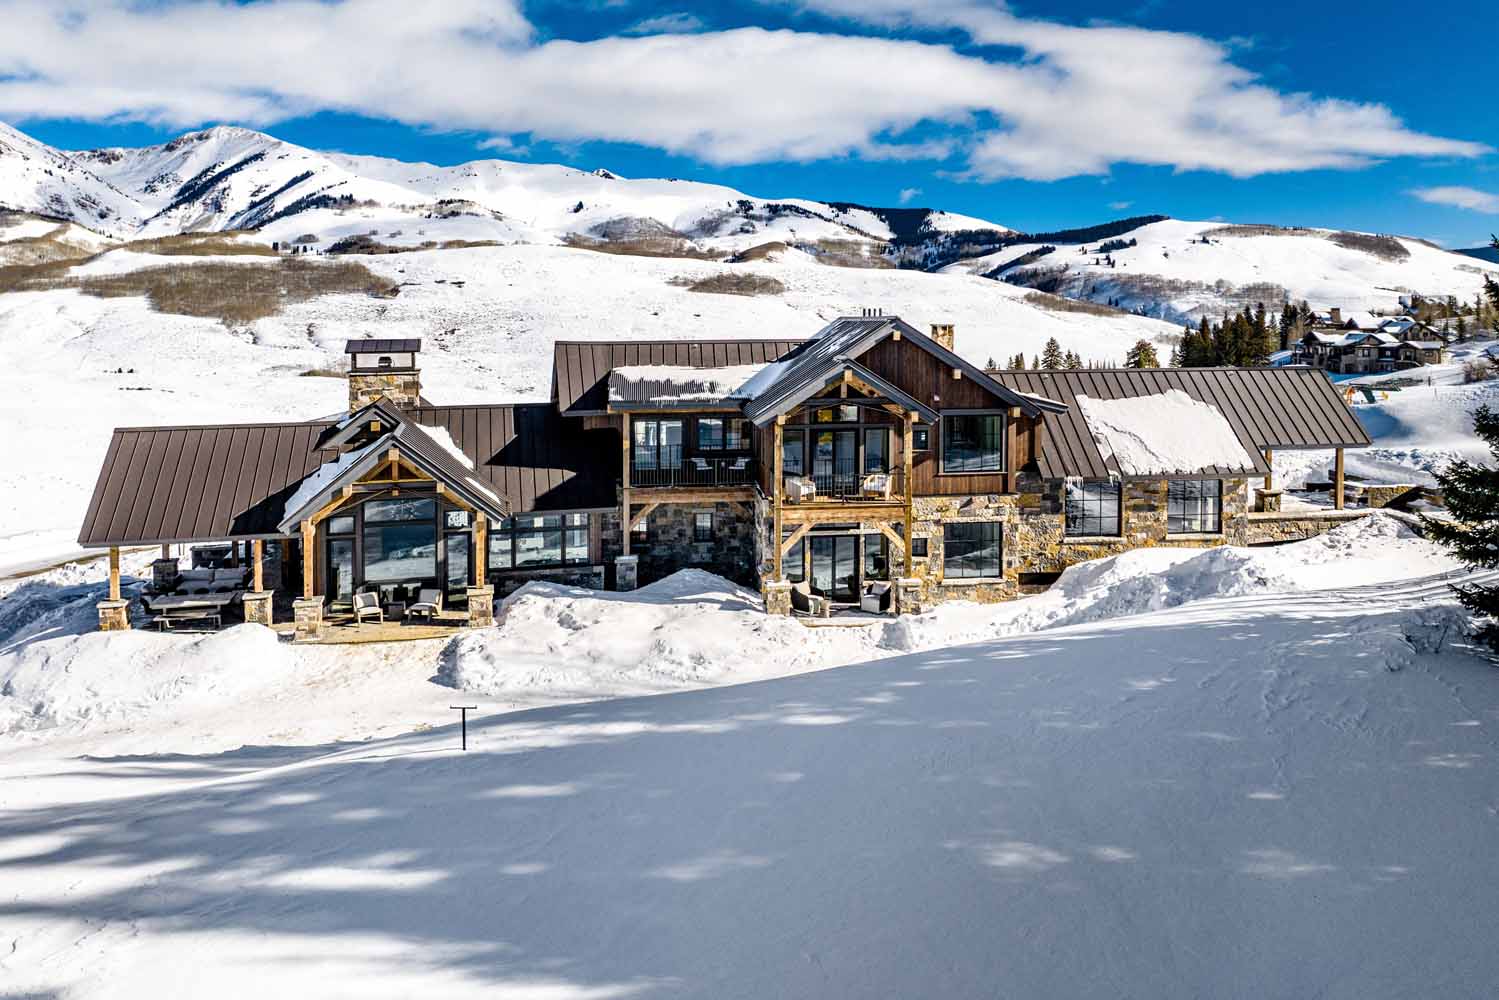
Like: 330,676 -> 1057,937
991,367 -> 1370,480
345,338 -> 421,353
411,403 -> 620,513
552,338 -> 804,415
78,421 -> 334,547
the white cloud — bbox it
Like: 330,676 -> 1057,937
0,0 -> 1485,183
1109,200 -> 1133,211
897,187 -> 922,204
624,12 -> 705,35
1411,186 -> 1499,214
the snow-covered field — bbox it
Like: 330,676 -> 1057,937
1,515 -> 1496,997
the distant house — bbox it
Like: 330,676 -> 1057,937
1293,318 -> 1447,373
78,317 -> 1370,635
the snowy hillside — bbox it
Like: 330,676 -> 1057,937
945,218 -> 1499,323
2,518 -> 1496,997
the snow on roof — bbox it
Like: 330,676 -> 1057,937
1343,311 -> 1379,330
1074,390 -> 1257,477
281,439 -> 381,522
608,363 -> 767,404
411,421 -> 474,471
1405,340 -> 1444,350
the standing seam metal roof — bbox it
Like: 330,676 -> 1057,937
991,367 -> 1369,480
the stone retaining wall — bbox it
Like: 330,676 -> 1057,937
1242,510 -> 1371,545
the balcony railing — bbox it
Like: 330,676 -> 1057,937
783,465 -> 907,503
631,446 -> 758,488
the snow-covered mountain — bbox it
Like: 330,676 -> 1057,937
944,218 -> 1499,323
7,122 -> 1010,256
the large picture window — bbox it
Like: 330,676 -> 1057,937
941,413 -> 1004,473
1065,481 -> 1122,537
943,522 -> 1001,579
697,417 -> 749,451
362,497 -> 437,582
1168,480 -> 1222,534
489,513 -> 590,571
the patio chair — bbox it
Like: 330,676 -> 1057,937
789,580 -> 828,618
352,591 -> 384,625
860,472 -> 893,500
783,476 -> 816,503
407,587 -> 443,623
860,581 -> 893,614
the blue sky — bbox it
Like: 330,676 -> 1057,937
8,0 -> 1498,246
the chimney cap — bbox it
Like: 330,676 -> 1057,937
345,338 -> 421,354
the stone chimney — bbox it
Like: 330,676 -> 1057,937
346,338 -> 422,412
929,323 -> 956,352
1328,307 -> 1342,326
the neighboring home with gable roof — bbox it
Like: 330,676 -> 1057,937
78,317 -> 1370,636
1293,324 -> 1447,373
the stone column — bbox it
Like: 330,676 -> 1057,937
1255,488 -> 1283,513
466,585 -> 496,628
242,591 -> 274,626
292,596 -> 324,642
895,577 -> 923,616
97,599 -> 132,631
615,554 -> 639,592
151,557 -> 180,593
763,580 -> 792,616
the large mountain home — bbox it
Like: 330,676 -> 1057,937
1293,322 -> 1447,374
80,315 -> 1369,637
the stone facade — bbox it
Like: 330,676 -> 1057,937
242,591 -> 274,626
1362,484 -> 1422,509
292,596 -> 324,642
624,501 -> 758,588
349,371 -> 421,411
466,585 -> 496,628
151,557 -> 180,593
97,599 -> 131,631
491,565 -> 607,597
763,580 -> 791,616
1255,488 -> 1283,513
1242,510 -> 1371,545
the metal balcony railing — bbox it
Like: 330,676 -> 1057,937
783,465 -> 907,503
631,446 -> 758,488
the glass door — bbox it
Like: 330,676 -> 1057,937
813,430 -> 858,498
445,532 -> 470,601
810,535 -> 859,603
327,538 -> 355,603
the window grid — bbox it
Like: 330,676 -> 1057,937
1168,480 -> 1222,534
693,511 -> 714,543
1065,481 -> 1122,537
489,512 -> 591,570
941,413 -> 1004,473
943,521 -> 1001,579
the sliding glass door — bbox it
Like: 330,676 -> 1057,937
810,535 -> 859,603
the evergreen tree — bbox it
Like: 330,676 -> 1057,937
1423,405 -> 1499,649
1063,350 -> 1082,369
1169,342 -> 1183,367
1031,354 -> 1040,370
986,355 -> 997,369
1125,339 -> 1160,368
1040,337 -> 1064,369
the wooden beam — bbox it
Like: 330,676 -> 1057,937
621,413 -> 631,556
875,521 -> 906,555
1334,448 -> 1345,510
108,546 -> 121,602
160,543 -> 171,560
891,329 -> 901,341
629,501 -> 660,531
780,522 -> 811,557
772,419 -> 784,581
251,539 -> 264,592
473,513 -> 487,585
629,487 -> 758,504
1264,449 -> 1274,492
434,482 -> 478,512
781,502 -> 907,524
903,410 -> 915,577
1006,409 -> 1018,490
307,486 -> 353,527
300,520 -> 316,599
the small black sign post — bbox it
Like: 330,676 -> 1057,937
450,705 -> 478,751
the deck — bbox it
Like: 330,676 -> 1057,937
272,609 -> 472,644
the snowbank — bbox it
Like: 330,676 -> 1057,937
1075,389 -> 1257,475
0,624 -> 293,734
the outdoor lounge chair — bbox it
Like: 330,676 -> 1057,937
789,580 -> 828,618
860,473 -> 893,500
783,476 -> 816,503
407,587 -> 443,623
860,581 -> 893,614
352,591 -> 384,625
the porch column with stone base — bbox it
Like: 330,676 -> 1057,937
292,597 -> 324,642
764,580 -> 792,616
895,578 -> 923,616
97,600 -> 131,631
242,591 -> 274,626
615,554 -> 639,592
466,585 -> 496,628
